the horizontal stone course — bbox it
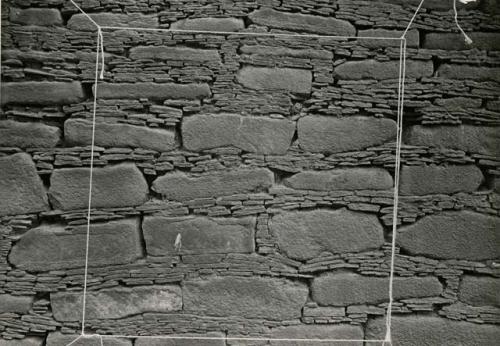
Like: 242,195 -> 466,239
459,276 -> 500,307
170,17 -> 244,32
97,83 -> 211,100
67,13 -> 158,31
240,45 -> 333,59
46,332 -> 132,346
129,46 -> 220,62
357,29 -> 419,48
438,64 -> 500,81
335,59 -> 433,80
237,66 -> 312,94
10,8 -> 62,26
135,333 -> 225,346
0,120 -> 61,148
1,82 -> 84,105
424,32 -> 500,50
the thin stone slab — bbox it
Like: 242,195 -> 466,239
171,17 -> 244,32
135,333 -> 225,346
129,46 -> 220,62
335,60 -> 433,80
97,82 -> 211,100
67,13 -> 158,31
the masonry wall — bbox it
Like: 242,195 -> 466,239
1,0 -> 500,345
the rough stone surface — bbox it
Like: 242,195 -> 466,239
268,324 -> 364,346
49,163 -> 148,210
171,17 -> 244,32
9,219 -> 142,271
397,211 -> 500,260
51,285 -> 182,321
67,13 -> 158,31
0,153 -> 49,216
438,64 -> 500,81
152,168 -> 273,201
143,216 -> 255,256
0,337 -> 43,346
298,116 -> 397,153
97,82 -> 211,100
46,332 -> 131,346
358,29 -> 419,48
183,276 -> 308,320
65,118 -> 176,152
240,45 -> 333,59
182,113 -> 295,154
9,8 -> 62,26
270,209 -> 384,261
459,276 -> 500,307
135,333 -> 225,346
237,67 -> 312,94
335,59 -> 433,80
312,273 -> 442,306
0,294 -> 33,314
129,46 -> 220,62
1,82 -> 84,105
424,32 -> 500,50
248,8 -> 355,36
284,168 -> 393,191
0,120 -> 61,148
399,164 -> 483,195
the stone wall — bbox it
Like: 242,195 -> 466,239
1,0 -> 500,345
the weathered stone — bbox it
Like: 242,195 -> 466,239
9,219 -> 142,271
240,45 -> 333,60
435,97 -> 482,110
97,82 -> 211,100
65,118 -> 176,152
171,17 -> 244,32
0,120 -> 61,148
0,153 -> 49,216
49,163 -> 148,210
152,168 -> 273,201
424,32 -> 500,51
183,276 -> 308,320
0,294 -> 33,314
358,29 -> 419,48
312,273 -> 442,306
135,333 -> 225,346
248,8 -> 355,36
366,315 -> 500,346
129,46 -> 220,62
1,82 -> 84,105
269,324 -> 364,346
182,114 -> 295,154
67,13 -> 158,31
298,116 -> 397,153
10,8 -> 62,26
404,125 -> 500,156
438,64 -> 500,82
46,332 -> 131,346
399,164 -> 483,195
237,67 -> 312,94
270,209 -> 384,261
335,59 -> 433,80
397,211 -> 500,260
143,216 -> 255,256
51,285 -> 181,321
459,276 -> 500,307
284,168 -> 393,191
0,337 -> 43,346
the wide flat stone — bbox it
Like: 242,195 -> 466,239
269,324 -> 364,346
357,29 -> 419,48
183,276 -> 308,321
237,66 -> 312,94
0,294 -> 33,314
0,153 -> 49,216
65,118 -> 176,152
240,45 -> 333,60
424,32 -> 500,51
46,332 -> 132,346
297,116 -> 397,154
51,285 -> 181,321
143,216 -> 255,256
97,83 -> 211,100
0,337 -> 43,346
181,113 -> 295,154
10,8 -> 62,26
9,219 -> 142,271
129,46 -> 220,62
152,168 -> 273,201
171,17 -> 244,32
0,120 -> 61,148
270,209 -> 384,261
438,64 -> 500,82
335,59 -> 433,80
135,333 -> 225,346
397,211 -> 500,260
49,163 -> 148,210
459,276 -> 500,307
67,13 -> 158,31
1,82 -> 84,105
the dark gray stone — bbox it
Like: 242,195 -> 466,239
67,13 -> 158,31
0,294 -> 33,314
237,66 -> 312,94
438,64 -> 500,82
459,276 -> 500,307
1,82 -> 84,105
424,32 -> 500,51
240,45 -> 333,60
358,29 -> 419,48
97,82 -> 211,100
171,17 -> 244,32
335,59 -> 433,80
135,333 -> 225,346
46,332 -> 132,346
0,120 -> 61,148
129,46 -> 220,62
10,8 -> 62,26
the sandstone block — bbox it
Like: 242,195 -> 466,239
459,276 -> 500,307
0,153 -> 49,216
438,64 -> 500,82
0,294 -> 33,314
0,120 -> 60,148
97,82 -> 211,100
152,168 -> 273,201
397,211 -> 500,260
49,163 -> 148,210
51,285 -> 181,321
297,116 -> 397,153
270,209 -> 384,261
1,82 -> 84,105
65,118 -> 176,152
0,337 -> 43,346
181,114 -> 295,154
67,13 -> 158,31
135,333 -> 225,346
183,276 -> 308,320
46,332 -> 131,346
424,32 -> 500,51
240,45 -> 333,60
358,29 -> 419,48
335,59 -> 433,80
237,67 -> 312,94
171,17 -> 244,32
10,8 -> 62,26
129,46 -> 220,62
9,219 -> 142,271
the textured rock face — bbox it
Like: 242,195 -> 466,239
182,114 -> 295,154
171,17 -> 244,32
424,32 -> 500,51
335,60 -> 433,80
0,153 -> 49,216
397,211 -> 500,260
49,163 -> 148,210
248,8 -> 355,36
438,64 -> 500,81
65,119 -> 176,152
1,82 -> 84,105
266,325 -> 364,346
152,168 -> 274,201
312,273 -> 442,306
97,83 -> 211,100
135,333 -> 225,346
0,120 -> 61,148
284,168 -> 393,191
0,337 -> 43,346
239,45 -> 333,59
67,13 -> 158,31
143,216 -> 255,256
298,116 -> 397,154
270,209 -> 384,261
129,46 -> 221,62
399,164 -> 483,195
183,276 -> 308,320
358,29 -> 419,48
9,219 -> 142,271
9,8 -> 62,26
0,294 -> 33,314
237,67 -> 312,94
459,276 -> 500,307
46,332 -> 132,346
51,285 -> 182,321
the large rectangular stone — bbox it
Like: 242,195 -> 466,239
47,332 -> 132,346
97,83 -> 211,100
171,17 -> 244,32
67,13 -> 158,31
1,82 -> 84,105
129,46 -> 220,62
424,32 -> 500,51
0,120 -> 61,148
136,333 -> 225,346
437,64 -> 500,82
459,276 -> 500,307
335,59 -> 433,80
358,29 -> 419,48
10,8 -> 62,26
237,67 -> 312,94
0,294 -> 33,314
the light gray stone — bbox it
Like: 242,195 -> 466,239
129,46 -> 220,62
9,219 -> 142,271
97,82 -> 211,100
0,120 -> 61,148
152,168 -> 273,201
10,8 -> 62,26
67,13 -> 158,31
424,32 -> 500,51
237,67 -> 312,94
1,82 -> 84,105
46,332 -> 131,346
248,8 -> 355,36
0,153 -> 49,216
240,45 -> 333,60
269,324 -> 364,346
397,211 -> 500,260
358,29 -> 419,48
438,64 -> 500,82
135,333 -> 225,346
182,113 -> 295,154
459,276 -> 500,307
51,285 -> 181,321
0,294 -> 33,314
335,59 -> 433,80
183,276 -> 308,321
65,118 -> 176,152
171,17 -> 244,32
49,163 -> 148,210
270,209 -> 384,261
0,337 -> 43,346
143,216 -> 255,256
399,164 -> 483,195
297,116 -> 397,153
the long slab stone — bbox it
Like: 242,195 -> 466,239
424,32 -> 500,51
459,276 -> 500,307
129,46 -> 220,62
47,332 -> 132,346
240,45 -> 333,60
357,29 -> 419,48
171,17 -> 244,32
0,337 -> 43,346
136,333 -> 225,346
67,13 -> 158,31
0,120 -> 61,148
237,66 -> 312,94
97,82 -> 211,100
10,8 -> 62,26
0,294 -> 33,314
335,59 -> 433,80
438,64 -> 500,82
1,81 -> 84,105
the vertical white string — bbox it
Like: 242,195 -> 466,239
454,0 -> 473,44
98,27 -> 105,79
401,0 -> 426,38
